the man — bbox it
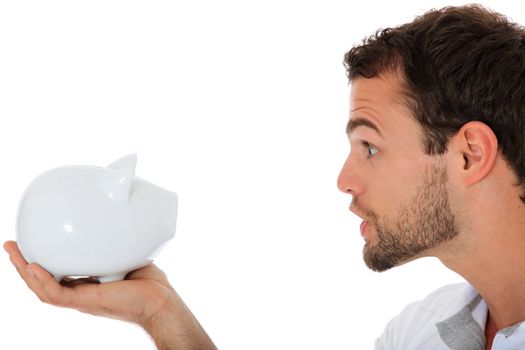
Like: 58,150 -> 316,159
338,4 -> 525,349
5,4 -> 525,349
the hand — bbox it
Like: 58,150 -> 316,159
4,240 -> 217,350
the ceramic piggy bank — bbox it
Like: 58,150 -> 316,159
16,154 -> 177,283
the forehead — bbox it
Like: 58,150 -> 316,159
348,73 -> 421,139
350,73 -> 405,107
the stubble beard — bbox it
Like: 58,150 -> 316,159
361,162 -> 459,272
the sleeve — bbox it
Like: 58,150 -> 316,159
374,301 -> 420,350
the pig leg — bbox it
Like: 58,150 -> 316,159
98,273 -> 127,283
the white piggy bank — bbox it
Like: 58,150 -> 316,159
16,154 -> 177,283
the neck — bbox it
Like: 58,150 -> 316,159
438,197 -> 525,331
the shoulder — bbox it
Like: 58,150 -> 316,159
375,283 -> 477,350
413,283 -> 476,314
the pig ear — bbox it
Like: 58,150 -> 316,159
98,155 -> 137,203
107,154 -> 137,171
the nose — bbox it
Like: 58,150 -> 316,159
337,154 -> 364,196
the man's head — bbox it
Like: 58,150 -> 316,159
338,5 -> 525,271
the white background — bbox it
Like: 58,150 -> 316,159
0,1 -> 521,349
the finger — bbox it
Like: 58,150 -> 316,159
4,242 -> 74,307
24,263 -> 71,305
5,241 -> 150,322
4,240 -> 18,255
4,241 -> 66,305
6,241 -> 117,313
26,263 -> 111,312
6,241 -> 130,320
25,264 -> 125,318
4,240 -> 25,271
5,240 -> 35,284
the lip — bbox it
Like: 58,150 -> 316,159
349,205 -> 370,238
349,205 -> 366,220
360,220 -> 368,237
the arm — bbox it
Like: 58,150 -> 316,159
4,240 -> 217,350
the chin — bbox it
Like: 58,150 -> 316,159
363,248 -> 432,272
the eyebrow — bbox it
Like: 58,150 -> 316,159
346,117 -> 382,136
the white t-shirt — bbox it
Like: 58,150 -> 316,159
375,283 -> 525,350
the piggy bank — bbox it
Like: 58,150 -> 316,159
16,154 -> 177,283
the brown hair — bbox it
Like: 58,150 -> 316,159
344,4 -> 525,201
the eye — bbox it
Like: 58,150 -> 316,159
362,141 -> 378,159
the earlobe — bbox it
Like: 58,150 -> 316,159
456,121 -> 498,186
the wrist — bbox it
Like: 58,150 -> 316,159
141,289 -> 217,350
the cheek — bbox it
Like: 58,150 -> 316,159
366,156 -> 423,213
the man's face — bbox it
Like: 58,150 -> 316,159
337,72 -> 459,272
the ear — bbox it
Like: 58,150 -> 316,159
98,155 -> 137,203
452,121 -> 498,186
107,154 -> 137,170
98,167 -> 135,203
